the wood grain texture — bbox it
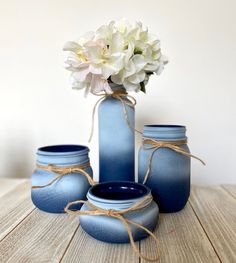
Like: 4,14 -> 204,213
0,181 -> 34,241
222,184 -> 236,199
190,186 -> 236,263
0,178 -> 26,198
140,202 -> 220,263
0,210 -> 79,263
0,182 -> 235,263
61,225 -> 139,263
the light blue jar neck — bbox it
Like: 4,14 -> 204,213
36,145 -> 89,166
143,125 -> 187,141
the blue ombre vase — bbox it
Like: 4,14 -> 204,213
79,181 -> 159,243
98,84 -> 135,182
31,145 -> 93,213
138,125 -> 190,213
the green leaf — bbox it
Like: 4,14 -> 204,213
140,82 -> 146,93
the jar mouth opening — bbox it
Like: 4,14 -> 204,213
89,181 -> 150,201
145,124 -> 185,128
38,144 -> 88,154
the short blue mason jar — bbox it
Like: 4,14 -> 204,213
98,84 -> 135,182
138,125 -> 190,213
79,181 -> 159,243
31,145 -> 93,213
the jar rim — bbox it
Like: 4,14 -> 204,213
144,124 -> 185,128
37,144 -> 89,156
143,125 -> 187,140
87,181 -> 151,205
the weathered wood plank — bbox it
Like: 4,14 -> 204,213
0,178 -> 26,198
0,210 -> 79,263
61,225 -> 139,263
222,184 -> 236,199
0,181 -> 35,241
190,186 -> 236,262
140,202 -> 220,263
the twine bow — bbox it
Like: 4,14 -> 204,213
142,138 -> 206,184
65,195 -> 161,262
89,91 -> 141,142
32,162 -> 96,189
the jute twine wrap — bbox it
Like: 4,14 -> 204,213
142,138 -> 206,184
89,91 -> 142,142
32,162 -> 96,189
65,195 -> 161,262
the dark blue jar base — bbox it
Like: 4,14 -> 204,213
152,191 -> 190,213
31,195 -> 83,213
31,185 -> 85,214
143,177 -> 190,213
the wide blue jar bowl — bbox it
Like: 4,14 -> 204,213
138,125 -> 190,213
79,181 -> 159,243
31,144 -> 93,213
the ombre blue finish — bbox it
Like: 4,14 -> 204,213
98,86 -> 135,182
31,145 -> 93,213
80,181 -> 159,243
138,125 -> 190,213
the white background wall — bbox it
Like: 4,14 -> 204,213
0,0 -> 235,184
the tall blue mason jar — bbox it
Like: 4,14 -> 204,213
98,84 -> 135,182
138,125 -> 190,213
31,145 -> 93,213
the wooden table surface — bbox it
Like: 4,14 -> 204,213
0,179 -> 235,263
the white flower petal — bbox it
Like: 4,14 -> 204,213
125,42 -> 134,63
64,53 -> 82,68
96,25 -> 112,41
132,55 -> 147,71
162,55 -> 169,65
86,46 -> 103,64
103,82 -> 113,94
144,75 -> 150,85
127,70 -> 145,84
108,54 -> 125,70
89,64 -> 102,74
123,79 -> 140,92
102,64 -> 116,79
71,67 -> 90,82
91,75 -> 112,94
63,41 -> 82,52
110,32 -> 125,53
78,31 -> 95,45
144,62 -> 159,72
111,70 -> 125,85
124,60 -> 136,78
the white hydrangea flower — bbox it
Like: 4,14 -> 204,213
64,19 -> 167,94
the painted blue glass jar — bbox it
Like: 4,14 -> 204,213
98,84 -> 135,182
79,181 -> 159,243
31,145 -> 93,213
138,125 -> 190,213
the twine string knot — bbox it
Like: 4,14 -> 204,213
32,162 -> 96,189
89,90 -> 141,142
142,138 -> 206,184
